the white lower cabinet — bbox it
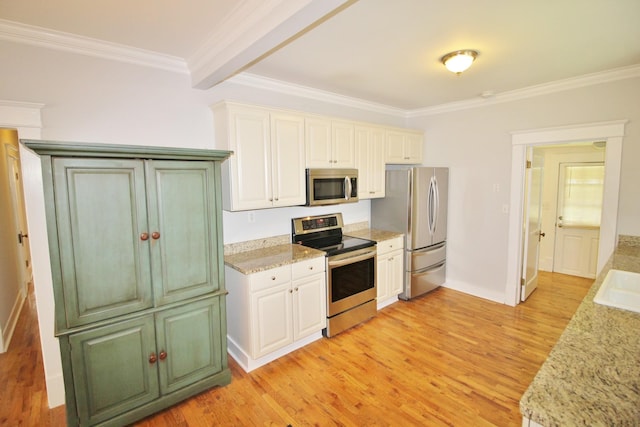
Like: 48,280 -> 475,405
225,256 -> 326,372
376,236 -> 405,309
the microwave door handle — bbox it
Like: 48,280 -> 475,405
345,176 -> 352,200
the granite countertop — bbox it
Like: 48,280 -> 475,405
520,238 -> 640,426
345,228 -> 404,242
224,227 -> 402,275
224,243 -> 325,275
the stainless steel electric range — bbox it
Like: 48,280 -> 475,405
292,213 -> 377,337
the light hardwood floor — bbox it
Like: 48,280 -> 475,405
0,272 -> 593,426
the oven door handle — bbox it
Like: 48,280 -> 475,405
328,250 -> 375,268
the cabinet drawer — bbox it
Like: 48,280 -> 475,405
292,257 -> 326,279
377,236 -> 404,255
251,265 -> 291,292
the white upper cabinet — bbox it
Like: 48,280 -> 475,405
213,102 -> 305,211
385,128 -> 424,164
305,116 -> 355,168
270,112 -> 307,207
355,124 -> 385,199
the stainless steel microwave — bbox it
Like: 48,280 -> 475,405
305,168 -> 358,206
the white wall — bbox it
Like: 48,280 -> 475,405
408,77 -> 640,303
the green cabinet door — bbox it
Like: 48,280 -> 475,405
52,158 -> 153,327
155,297 -> 224,394
146,160 -> 221,305
69,315 -> 159,426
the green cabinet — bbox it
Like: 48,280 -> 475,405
26,141 -> 232,427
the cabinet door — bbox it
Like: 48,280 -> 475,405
229,106 -> 272,210
292,273 -> 326,340
385,130 -> 407,164
305,117 -> 332,168
332,120 -> 356,168
52,158 -> 153,327
146,161 -> 221,305
376,251 -> 390,301
388,249 -> 405,296
251,281 -> 293,358
69,316 -> 158,426
356,126 -> 385,199
271,112 -> 306,207
155,297 -> 224,394
405,132 -> 424,163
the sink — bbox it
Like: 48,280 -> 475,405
593,269 -> 640,313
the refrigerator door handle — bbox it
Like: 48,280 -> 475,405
428,176 -> 436,235
412,241 -> 446,253
432,176 -> 439,235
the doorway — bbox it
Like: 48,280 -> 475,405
505,120 -> 626,306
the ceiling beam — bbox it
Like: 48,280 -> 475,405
188,0 -> 353,90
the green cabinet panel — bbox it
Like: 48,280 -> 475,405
69,315 -> 159,426
146,161 -> 221,305
155,297 -> 224,394
52,158 -> 153,327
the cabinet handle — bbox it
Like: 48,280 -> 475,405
159,350 -> 167,361
140,232 -> 149,241
149,353 -> 157,364
151,231 -> 161,240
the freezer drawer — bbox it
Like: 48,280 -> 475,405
401,261 -> 446,300
410,242 -> 446,272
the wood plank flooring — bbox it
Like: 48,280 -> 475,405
0,272 -> 593,426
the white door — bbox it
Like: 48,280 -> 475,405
521,148 -> 545,301
5,141 -> 31,296
554,162 -> 604,278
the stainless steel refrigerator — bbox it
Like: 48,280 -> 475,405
371,167 -> 448,300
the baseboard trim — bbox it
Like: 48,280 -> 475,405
0,291 -> 26,353
442,279 -> 505,304
45,372 -> 65,408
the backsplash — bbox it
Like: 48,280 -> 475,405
223,221 -> 369,256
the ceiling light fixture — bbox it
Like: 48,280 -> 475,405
441,50 -> 479,74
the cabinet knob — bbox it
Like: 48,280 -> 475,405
149,353 -> 157,364
152,231 -> 161,240
289,289 -> 293,293
271,276 -> 276,281
294,287 -> 299,292
140,232 -> 149,241
308,266 -> 313,270
159,350 -> 167,361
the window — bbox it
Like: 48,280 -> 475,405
558,163 -> 605,227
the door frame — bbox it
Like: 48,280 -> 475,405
505,120 -> 626,306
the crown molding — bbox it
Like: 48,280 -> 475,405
0,99 -> 45,128
228,73 -> 407,117
407,64 -> 640,118
0,19 -> 188,74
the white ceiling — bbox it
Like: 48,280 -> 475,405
1,0 -> 639,111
